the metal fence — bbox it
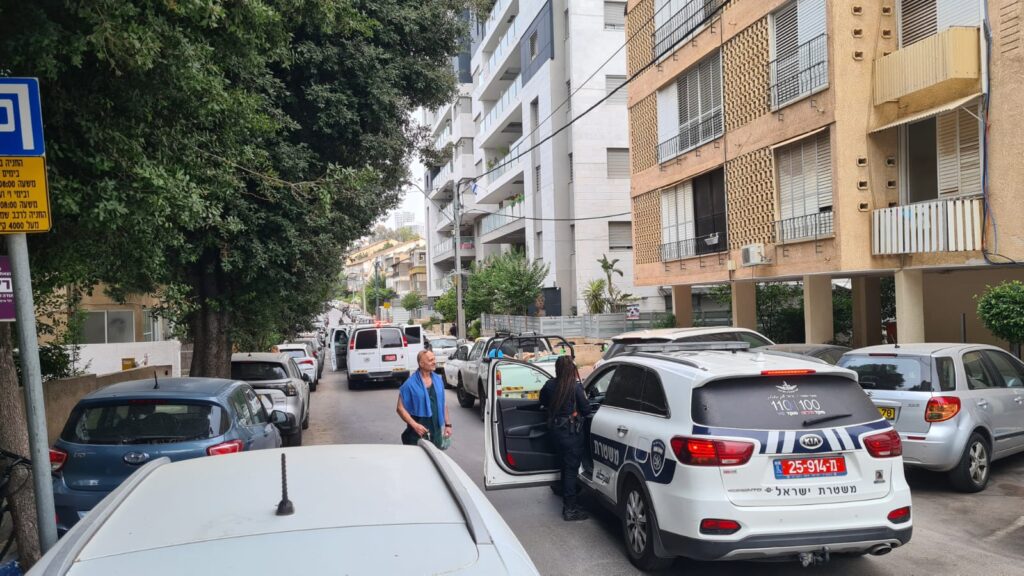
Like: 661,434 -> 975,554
657,110 -> 723,164
652,0 -> 728,59
482,312 -> 674,339
774,211 -> 834,244
660,230 -> 728,262
769,33 -> 828,110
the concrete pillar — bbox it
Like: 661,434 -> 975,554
895,269 -> 925,343
672,285 -> 693,327
852,276 -> 883,348
731,281 -> 757,330
803,275 -> 834,344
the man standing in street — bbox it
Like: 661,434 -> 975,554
396,350 -> 452,448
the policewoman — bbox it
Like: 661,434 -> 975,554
539,355 -> 592,521
396,349 -> 452,448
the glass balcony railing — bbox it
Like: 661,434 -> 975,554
478,18 -> 520,90
487,137 -> 525,184
435,236 -> 476,257
481,201 -> 524,235
483,0 -> 513,41
477,76 -> 522,137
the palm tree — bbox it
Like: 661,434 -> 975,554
598,254 -> 636,312
583,279 -> 608,314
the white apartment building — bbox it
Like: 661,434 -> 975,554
424,1 -> 667,315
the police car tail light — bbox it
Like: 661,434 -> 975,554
924,396 -> 960,422
887,506 -> 911,524
699,518 -> 741,535
349,338 -> 356,351
671,437 -> 753,467
760,369 -> 816,376
49,448 -> 68,473
207,440 -> 244,456
863,430 -> 902,458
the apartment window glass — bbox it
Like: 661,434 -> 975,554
82,310 -> 136,344
660,168 -> 726,260
604,2 -> 626,29
535,231 -> 543,261
661,181 -> 695,258
605,75 -> 628,104
900,0 -> 980,47
564,9 -> 570,38
905,106 -> 981,203
609,222 -> 633,250
530,32 -> 539,59
568,153 -> 574,183
655,51 -> 722,162
775,130 -> 833,240
770,0 -> 828,110
607,148 -> 630,179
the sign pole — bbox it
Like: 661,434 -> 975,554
6,232 -> 57,552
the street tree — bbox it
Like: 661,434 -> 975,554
583,279 -> 608,314
598,255 -> 635,312
400,291 -> 425,318
976,280 -> 1024,357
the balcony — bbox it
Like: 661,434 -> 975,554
660,231 -> 728,262
433,236 -> 476,264
874,27 -> 980,106
478,139 -> 526,205
480,201 -> 526,245
481,0 -> 517,50
477,17 -> 521,96
652,0 -> 726,59
477,75 -> 522,145
872,195 -> 983,255
774,211 -> 834,244
436,203 -> 454,232
769,33 -> 828,110
429,163 -> 454,200
657,110 -> 723,164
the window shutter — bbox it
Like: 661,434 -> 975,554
957,107 -> 981,195
568,153 -> 574,182
936,106 -> 982,197
797,0 -> 827,45
656,82 -> 679,143
609,222 -> 633,250
535,164 -> 542,188
774,2 -> 800,60
604,2 -> 626,28
678,180 -> 695,249
606,75 -> 628,104
607,148 -> 630,179
936,111 -> 960,195
901,0 -> 937,47
937,0 -> 980,32
776,130 -> 831,220
661,188 -> 678,245
814,131 -> 833,209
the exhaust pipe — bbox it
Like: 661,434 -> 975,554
868,544 -> 892,556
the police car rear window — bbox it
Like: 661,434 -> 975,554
691,376 -> 881,429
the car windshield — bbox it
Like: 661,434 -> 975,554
231,362 -> 288,381
838,355 -> 935,392
691,375 -> 881,429
280,349 -> 306,359
61,401 -> 227,444
433,338 -> 457,348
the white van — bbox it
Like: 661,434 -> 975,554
346,326 -> 411,389
401,325 -> 428,372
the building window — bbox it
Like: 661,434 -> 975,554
568,153 -> 574,183
530,32 -> 538,59
904,105 -> 981,203
653,0 -> 725,57
604,2 -> 626,29
609,222 -> 633,250
656,51 -> 723,163
566,80 -> 572,114
605,75 -> 628,104
534,164 -> 542,188
565,8 -> 570,38
83,310 -> 135,344
899,0 -> 980,47
570,225 -> 576,255
775,130 -> 834,242
606,148 -> 630,179
535,231 -> 543,261
660,168 -> 726,260
769,0 -> 828,110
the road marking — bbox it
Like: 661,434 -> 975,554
984,514 -> 1024,542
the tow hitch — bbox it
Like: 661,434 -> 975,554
798,549 -> 830,567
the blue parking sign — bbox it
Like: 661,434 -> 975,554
0,78 -> 44,156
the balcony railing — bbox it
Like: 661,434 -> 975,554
652,0 -> 727,59
435,236 -> 475,257
483,0 -> 514,43
487,138 -> 525,184
478,75 -> 522,137
873,27 -> 980,105
660,230 -> 728,262
769,33 -> 828,110
479,18 -> 520,90
872,195 -> 983,255
774,211 -> 834,244
481,202 -> 524,235
657,110 -> 723,163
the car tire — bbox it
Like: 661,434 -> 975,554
287,428 -> 303,447
457,377 -> 475,408
478,381 -> 486,421
347,377 -> 360,391
621,479 -> 673,571
301,408 -> 310,430
949,432 -> 991,493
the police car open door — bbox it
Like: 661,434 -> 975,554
484,359 -> 561,489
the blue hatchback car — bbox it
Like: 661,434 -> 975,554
50,377 -> 292,534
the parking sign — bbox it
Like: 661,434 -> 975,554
0,78 -> 45,157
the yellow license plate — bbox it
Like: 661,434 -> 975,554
878,407 -> 896,420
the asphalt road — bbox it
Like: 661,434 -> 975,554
308,367 -> 1024,576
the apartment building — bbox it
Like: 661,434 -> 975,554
625,0 -> 1024,346
424,1 -> 667,315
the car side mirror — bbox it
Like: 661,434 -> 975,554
270,410 -> 296,428
301,373 -> 311,382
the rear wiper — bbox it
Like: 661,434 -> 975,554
803,413 -> 851,427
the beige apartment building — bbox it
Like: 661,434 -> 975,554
626,0 -> 1024,346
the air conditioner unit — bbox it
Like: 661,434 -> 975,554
740,243 -> 766,267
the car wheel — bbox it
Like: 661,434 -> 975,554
478,381 -> 486,421
288,428 -> 303,447
301,408 -> 310,430
949,432 -> 991,492
347,377 -> 359,391
621,479 -> 673,571
457,377 -> 475,408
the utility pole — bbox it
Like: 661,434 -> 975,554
453,179 -> 466,340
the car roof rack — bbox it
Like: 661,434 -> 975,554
418,440 -> 492,546
623,341 -> 750,354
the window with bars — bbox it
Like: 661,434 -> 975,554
905,105 -> 982,203
900,0 -> 980,47
655,51 -> 723,163
609,222 -> 633,250
774,130 -> 834,242
605,75 -> 628,104
770,0 -> 828,110
660,168 -> 726,260
607,148 -> 630,179
604,2 -> 626,29
653,0 -> 726,58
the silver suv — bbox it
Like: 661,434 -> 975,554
231,353 -> 311,446
839,344 -> 1024,492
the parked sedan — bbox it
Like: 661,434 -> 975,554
231,353 -> 311,446
50,377 -> 292,534
444,343 -> 472,390
278,342 -> 318,391
430,336 -> 460,382
839,343 -> 1024,492
294,336 -> 325,381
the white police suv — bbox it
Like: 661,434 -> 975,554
483,342 -> 912,570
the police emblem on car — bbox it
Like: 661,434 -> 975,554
650,439 -> 666,477
776,381 -> 798,393
123,451 -> 151,465
798,434 -> 824,450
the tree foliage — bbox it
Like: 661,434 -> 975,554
434,286 -> 457,322
583,279 -> 608,314
365,274 -> 397,311
464,250 -> 548,318
976,281 -> 1024,353
400,291 -> 424,314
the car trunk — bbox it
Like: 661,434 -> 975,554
839,354 -> 937,434
691,375 -> 897,507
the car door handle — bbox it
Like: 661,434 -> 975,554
1014,396 -> 1024,405
977,400 -> 989,408
617,425 -> 629,436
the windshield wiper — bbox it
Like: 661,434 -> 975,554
803,413 -> 852,427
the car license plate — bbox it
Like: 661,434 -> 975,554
773,456 -> 847,479
878,407 -> 897,421
382,354 -> 397,362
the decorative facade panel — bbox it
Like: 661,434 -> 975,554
630,93 -> 659,173
626,0 -> 655,76
632,190 -> 662,264
725,147 -> 775,249
723,18 -> 770,131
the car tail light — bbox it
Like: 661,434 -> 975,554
207,440 -> 244,456
285,383 -> 297,397
402,336 -> 408,347
887,506 -> 911,524
49,448 -> 68,473
349,338 -> 356,351
863,430 -> 902,458
760,369 -> 816,376
670,437 -> 754,466
925,396 -> 961,422
699,518 -> 741,535
298,359 -> 315,366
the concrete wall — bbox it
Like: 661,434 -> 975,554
73,340 -> 182,378
922,267 -> 1024,349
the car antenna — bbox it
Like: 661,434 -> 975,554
153,370 -> 159,389
276,453 -> 294,516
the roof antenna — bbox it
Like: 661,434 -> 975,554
276,453 -> 294,516
152,370 -> 159,389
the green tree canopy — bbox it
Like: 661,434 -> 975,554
976,281 -> 1024,355
400,291 -> 424,314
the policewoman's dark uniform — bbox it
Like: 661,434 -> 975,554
540,377 -> 592,512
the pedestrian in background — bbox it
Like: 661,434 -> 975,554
540,355 -> 591,521
397,350 -> 452,449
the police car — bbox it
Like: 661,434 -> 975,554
483,342 -> 912,570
